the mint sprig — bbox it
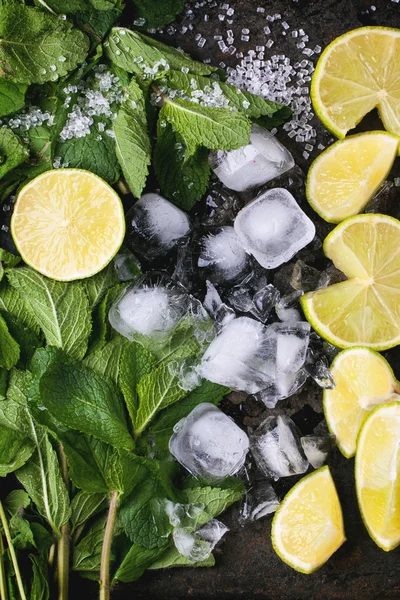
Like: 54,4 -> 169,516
0,5 -> 90,84
0,0 -> 293,596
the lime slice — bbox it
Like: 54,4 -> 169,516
272,466 -> 345,574
302,214 -> 400,350
356,401 -> 400,550
324,348 -> 400,458
11,169 -> 125,281
306,132 -> 399,223
312,27 -> 400,137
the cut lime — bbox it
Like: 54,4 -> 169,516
356,401 -> 400,551
272,466 -> 345,574
324,348 -> 400,458
302,214 -> 400,350
306,132 -> 399,223
11,169 -> 125,281
312,27 -> 400,137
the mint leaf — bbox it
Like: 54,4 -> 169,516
182,478 -> 244,529
165,70 -> 291,121
0,5 -> 90,84
0,128 -> 28,178
30,555 -> 50,600
119,342 -> 156,428
0,313 -> 19,369
0,399 -> 35,475
9,513 -> 35,550
148,381 -> 229,458
55,127 -> 120,184
40,362 -> 134,450
148,546 -> 215,569
154,121 -> 210,210
0,282 -> 42,362
0,247 -> 19,269
89,282 -> 128,352
0,79 -> 26,117
114,544 -> 167,583
134,363 -> 187,435
16,420 -> 71,535
75,8 -> 123,49
119,477 -> 172,548
7,268 -> 91,360
160,98 -> 251,151
59,432 -> 121,493
0,368 -> 6,399
72,515 -> 107,576
83,337 -> 127,384
6,368 -> 31,405
4,490 -> 30,514
70,491 -> 107,533
35,0 -> 122,12
105,28 -> 220,77
131,0 -> 185,28
156,319 -> 202,364
114,78 -> 151,198
82,262 -> 119,310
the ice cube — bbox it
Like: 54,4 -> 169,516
227,287 -> 254,313
290,260 -> 321,292
248,321 -> 310,407
198,226 -> 250,284
275,290 -> 303,322
172,241 -> 196,292
251,284 -> 280,322
168,359 -> 202,392
197,317 -> 276,393
273,321 -> 310,374
300,434 -> 335,469
169,403 -> 250,481
234,189 -> 316,269
250,415 -> 309,479
203,182 -> 242,226
197,519 -> 229,547
125,193 -> 191,260
257,368 -> 308,408
173,527 -> 210,562
108,277 -> 191,347
238,482 -> 280,525
165,500 -> 205,528
306,356 -> 336,389
250,482 -> 280,520
203,281 -> 236,330
173,519 -> 228,562
113,247 -> 141,282
209,124 -> 294,192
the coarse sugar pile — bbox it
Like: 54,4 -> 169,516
152,0 -> 329,160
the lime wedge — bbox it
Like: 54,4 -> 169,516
312,26 -> 400,137
356,401 -> 400,550
324,348 -> 400,457
302,214 -> 400,350
272,466 -> 345,573
306,132 -> 398,223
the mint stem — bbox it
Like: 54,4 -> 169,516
99,491 -> 119,600
0,502 -> 26,600
57,525 -> 70,600
36,0 -> 57,14
0,532 -> 8,600
57,445 -> 70,600
116,179 -> 131,195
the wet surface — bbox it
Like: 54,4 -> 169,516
68,0 -> 400,597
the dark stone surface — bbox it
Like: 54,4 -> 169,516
71,1 -> 400,598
